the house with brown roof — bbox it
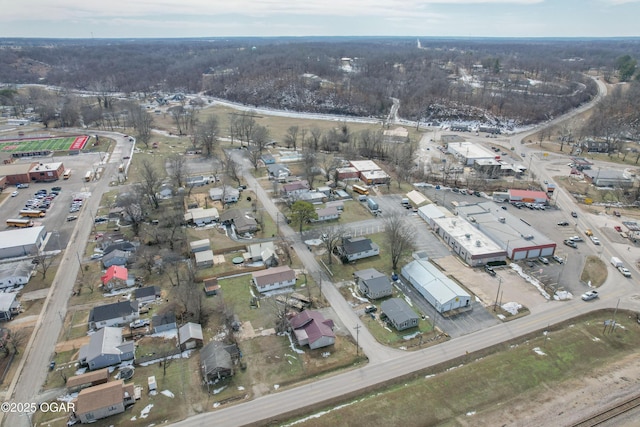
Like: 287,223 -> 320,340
203,277 -> 220,296
290,310 -> 335,350
66,368 -> 109,393
72,380 -> 135,424
252,266 -> 296,293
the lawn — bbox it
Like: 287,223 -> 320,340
283,309 -> 640,426
580,255 -> 607,287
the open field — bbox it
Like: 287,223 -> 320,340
283,309 -> 640,426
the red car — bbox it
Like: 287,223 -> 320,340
614,226 -> 622,232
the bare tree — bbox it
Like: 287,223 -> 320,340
197,114 -> 219,157
33,250 -> 55,280
238,111 -> 257,145
309,127 -> 322,151
129,105 -> 154,148
118,190 -> 146,236
251,124 -> 270,153
321,225 -> 347,265
223,151 -> 243,186
139,159 -> 163,209
302,149 -> 319,189
167,154 -> 187,189
9,328 -> 28,354
384,213 -> 415,271
284,126 -> 299,150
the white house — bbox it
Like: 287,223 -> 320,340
252,266 -> 296,293
0,261 -> 32,290
184,207 -> 219,226
339,237 -> 380,262
209,186 -> 240,203
313,206 -> 340,222
281,180 -> 310,198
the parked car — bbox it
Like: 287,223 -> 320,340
571,211 -> 578,218
51,186 -> 62,192
130,319 -> 150,329
364,305 -> 377,314
564,240 -> 578,248
553,255 -> 564,264
66,216 -> 78,222
526,261 -> 535,268
538,257 -> 549,265
485,265 -> 497,276
581,290 -> 599,301
16,183 -> 29,188
10,190 -> 18,197
89,254 -> 103,260
618,266 -> 632,277
49,361 -> 56,371
614,226 -> 622,232
557,221 -> 569,226
569,236 -> 583,242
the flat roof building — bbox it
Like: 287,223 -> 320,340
0,226 -> 46,260
446,141 -> 497,166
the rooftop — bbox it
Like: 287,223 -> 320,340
0,226 -> 45,250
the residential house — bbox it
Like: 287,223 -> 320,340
178,322 -> 204,350
134,286 -> 160,305
209,186 -> 240,204
266,163 -> 291,180
219,209 -> 258,235
79,327 -> 135,370
72,380 -> 135,424
252,266 -> 296,294
157,184 -> 173,199
246,242 -> 277,266
190,239 -> 211,253
200,341 -> 235,383
203,277 -> 220,296
338,237 -> 380,262
100,265 -> 135,291
88,301 -> 139,330
316,186 -> 332,196
183,207 -> 219,226
194,250 -> 215,268
380,298 -> 419,331
0,260 -> 32,290
108,207 -> 125,220
102,241 -> 137,256
101,249 -> 130,268
313,206 -> 340,222
66,369 -> 109,393
299,191 -> 327,204
582,138 -> 611,153
281,180 -> 310,198
289,310 -> 335,350
354,268 -> 393,299
152,312 -> 177,333
0,293 -> 21,321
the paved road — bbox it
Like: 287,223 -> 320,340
1,132 -> 128,427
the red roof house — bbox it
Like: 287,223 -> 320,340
100,266 -> 134,290
290,310 -> 335,350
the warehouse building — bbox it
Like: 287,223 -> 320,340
507,189 -> 548,204
401,259 -> 471,314
0,226 -> 47,260
446,142 -> 497,166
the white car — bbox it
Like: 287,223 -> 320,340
590,236 -> 601,245
618,266 -> 631,277
581,290 -> 599,301
11,190 -> 19,197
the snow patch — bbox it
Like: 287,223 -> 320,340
213,386 -> 227,395
160,390 -> 175,398
501,302 -> 522,316
140,404 -> 154,419
533,347 -> 546,356
466,411 -> 477,416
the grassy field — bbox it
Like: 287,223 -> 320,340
283,309 -> 640,426
580,255 -> 607,287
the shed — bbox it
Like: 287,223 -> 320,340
194,250 -> 215,268
152,312 -> 177,333
178,322 -> 204,350
203,277 -> 220,296
190,239 -> 211,253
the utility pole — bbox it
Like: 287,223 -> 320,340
76,252 -> 84,276
354,324 -> 361,356
494,277 -> 502,312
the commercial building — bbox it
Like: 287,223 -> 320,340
29,162 -> 65,182
401,259 -> 471,314
455,202 -> 556,260
0,226 -> 46,260
507,189 -> 549,204
446,141 -> 497,166
583,169 -> 634,188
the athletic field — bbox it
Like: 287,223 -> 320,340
0,135 -> 89,152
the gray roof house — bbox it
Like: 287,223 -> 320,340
152,312 -> 177,333
101,249 -> 130,268
79,327 -> 135,371
380,298 -> 420,331
219,209 -> 258,235
354,268 -> 393,299
179,322 -> 204,350
0,293 -> 21,321
246,242 -> 277,266
209,186 -> 240,203
72,380 -> 135,424
102,241 -> 137,256
267,163 -> 291,179
313,206 -> 340,222
339,237 -> 380,262
134,286 -> 161,305
88,301 -> 139,330
200,341 -> 235,383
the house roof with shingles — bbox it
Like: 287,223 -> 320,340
75,380 -> 126,415
134,286 -> 160,300
342,237 -> 376,255
152,312 -> 176,328
252,266 -> 295,287
81,327 -> 128,362
200,341 -> 233,376
290,310 -> 335,345
179,322 -> 203,345
66,368 -> 109,389
380,298 -> 419,325
89,300 -> 138,323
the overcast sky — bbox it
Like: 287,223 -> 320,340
0,0 -> 639,39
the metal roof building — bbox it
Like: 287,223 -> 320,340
446,141 -> 497,166
455,202 -> 556,260
401,259 -> 471,314
0,226 -> 46,260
